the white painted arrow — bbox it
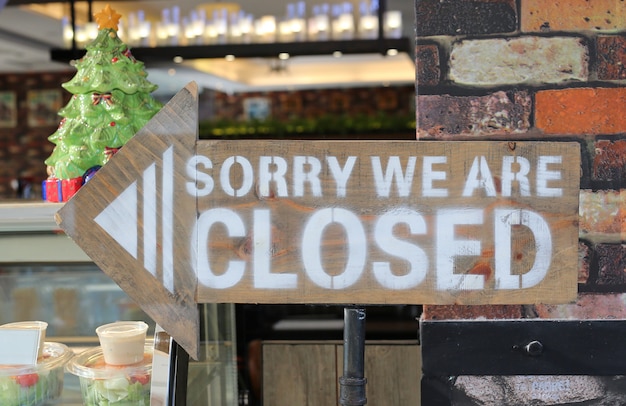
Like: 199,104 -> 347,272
94,181 -> 138,259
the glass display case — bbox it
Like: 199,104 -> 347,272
0,202 -> 238,405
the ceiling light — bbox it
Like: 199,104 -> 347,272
386,48 -> 398,56
173,56 -> 184,63
333,51 -> 343,58
278,52 -> 290,60
225,54 -> 235,61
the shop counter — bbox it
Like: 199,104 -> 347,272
0,202 -> 238,405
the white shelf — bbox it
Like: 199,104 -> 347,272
0,202 -> 63,232
0,202 -> 91,262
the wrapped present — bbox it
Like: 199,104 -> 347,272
44,177 -> 82,202
45,178 -> 62,203
62,177 -> 83,201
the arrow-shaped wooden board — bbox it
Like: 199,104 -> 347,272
57,83 -> 200,358
57,82 -> 581,358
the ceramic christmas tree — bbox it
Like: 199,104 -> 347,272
44,4 -> 162,202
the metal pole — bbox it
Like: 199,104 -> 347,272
339,307 -> 367,406
378,0 -> 386,40
69,0 -> 76,51
87,0 -> 93,22
376,0 -> 386,55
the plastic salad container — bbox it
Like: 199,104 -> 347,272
66,343 -> 153,405
0,341 -> 73,406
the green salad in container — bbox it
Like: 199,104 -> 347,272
67,343 -> 153,405
0,342 -> 73,406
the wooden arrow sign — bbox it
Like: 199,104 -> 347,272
56,82 -> 581,358
56,83 -> 200,358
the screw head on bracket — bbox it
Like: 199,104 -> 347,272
524,340 -> 544,357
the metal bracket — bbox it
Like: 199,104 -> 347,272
421,319 -> 626,376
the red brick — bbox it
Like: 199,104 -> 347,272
8,144 -> 22,155
597,36 -> 626,81
534,293 -> 626,319
521,0 -> 626,32
417,91 -> 531,137
593,139 -> 626,182
415,44 -> 440,86
535,88 -> 626,135
422,304 -> 523,320
597,244 -> 626,285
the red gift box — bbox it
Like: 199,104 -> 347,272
45,177 -> 83,202
62,177 -> 83,201
45,178 -> 61,202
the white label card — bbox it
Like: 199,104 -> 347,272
150,325 -> 172,406
0,329 -> 40,365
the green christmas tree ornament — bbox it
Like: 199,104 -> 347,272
44,4 -> 163,202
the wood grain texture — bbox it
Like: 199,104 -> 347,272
337,343 -> 421,405
262,343 -> 338,405
195,140 -> 580,305
56,82 -> 200,359
263,341 -> 420,405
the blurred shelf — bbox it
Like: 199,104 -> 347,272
0,202 -> 62,233
50,37 -> 413,64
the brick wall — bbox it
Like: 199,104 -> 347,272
0,72 -> 413,199
417,0 -> 626,317
417,0 -> 625,403
202,85 -> 415,122
0,72 -> 74,199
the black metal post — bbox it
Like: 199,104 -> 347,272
168,340 -> 189,406
69,0 -> 76,51
376,0 -> 386,55
378,0 -> 386,40
339,307 -> 367,406
87,0 -> 93,22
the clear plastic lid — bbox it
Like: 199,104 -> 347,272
95,321 -> 148,338
0,342 -> 73,376
66,342 -> 153,379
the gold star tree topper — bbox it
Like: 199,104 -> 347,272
94,4 -> 122,31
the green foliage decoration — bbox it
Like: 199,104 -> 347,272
199,112 -> 416,139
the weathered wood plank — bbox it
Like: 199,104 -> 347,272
263,343 -> 338,405
263,341 -> 421,405
337,343 -> 421,405
195,140 -> 580,305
